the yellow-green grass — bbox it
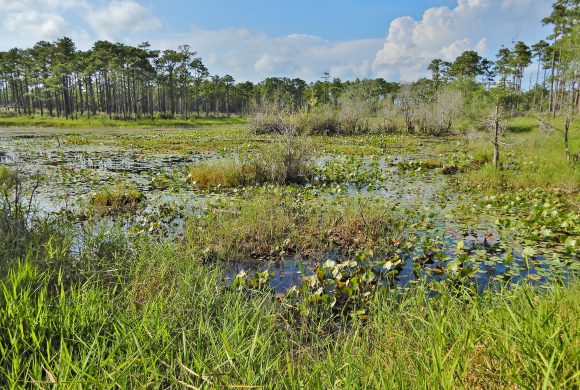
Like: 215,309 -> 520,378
187,138 -> 315,189
0,113 -> 248,129
186,159 -> 251,188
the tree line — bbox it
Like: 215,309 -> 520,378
0,0 -> 577,120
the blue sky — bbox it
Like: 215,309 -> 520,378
0,0 -> 552,82
149,0 -> 458,41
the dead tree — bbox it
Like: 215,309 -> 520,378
563,78 -> 577,163
487,105 -> 507,170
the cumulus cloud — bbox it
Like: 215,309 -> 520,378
0,0 -> 551,82
0,0 -> 82,45
0,0 -> 159,49
2,9 -> 68,37
86,0 -> 162,40
373,0 -> 551,80
156,27 -> 382,82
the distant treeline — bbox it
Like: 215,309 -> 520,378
0,0 -> 577,120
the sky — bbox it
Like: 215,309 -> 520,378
0,0 -> 553,82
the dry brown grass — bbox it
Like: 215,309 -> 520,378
186,159 -> 253,188
187,137 -> 315,188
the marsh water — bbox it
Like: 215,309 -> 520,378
1,127 -> 576,292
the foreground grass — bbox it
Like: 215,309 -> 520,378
0,244 -> 577,388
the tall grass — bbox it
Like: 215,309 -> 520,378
0,245 -> 577,388
0,167 -> 57,267
187,136 -> 315,188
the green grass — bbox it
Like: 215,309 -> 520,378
429,115 -> 580,192
0,114 -> 248,129
0,244 -> 577,388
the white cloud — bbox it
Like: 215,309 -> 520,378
3,10 -> 68,37
373,0 -> 551,80
0,0 -> 551,83
155,27 -> 383,82
0,0 -> 80,45
86,0 -> 162,40
0,0 -> 159,49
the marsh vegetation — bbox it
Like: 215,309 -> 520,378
0,111 -> 577,387
0,1 -> 578,387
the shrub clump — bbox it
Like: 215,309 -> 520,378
252,112 -> 288,134
294,106 -> 340,135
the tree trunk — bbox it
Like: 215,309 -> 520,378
565,114 -> 570,162
548,38 -> 557,114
